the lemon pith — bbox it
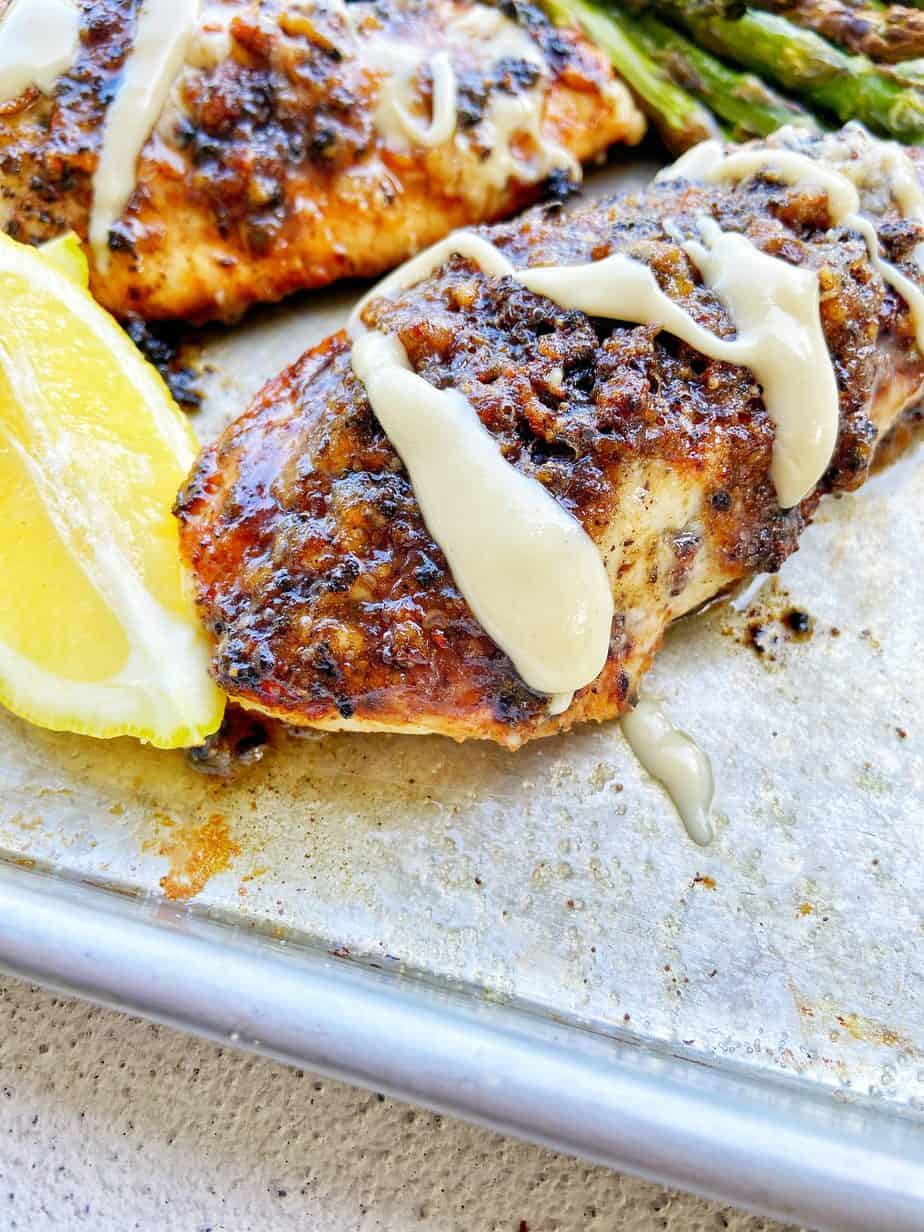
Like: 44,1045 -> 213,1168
0,231 -> 224,748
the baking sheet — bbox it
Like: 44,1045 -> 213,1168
1,154 -> 923,1161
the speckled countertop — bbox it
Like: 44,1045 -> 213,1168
0,977 -> 799,1232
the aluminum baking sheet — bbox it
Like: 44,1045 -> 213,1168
1,156 -> 923,1226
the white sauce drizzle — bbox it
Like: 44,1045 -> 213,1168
684,219 -> 839,509
348,128 -> 924,838
349,231 -> 515,334
521,221 -> 838,508
362,3 -> 576,187
186,3 -> 235,70
655,138 -> 725,184
621,699 -> 715,846
849,214 -> 924,353
376,48 -> 458,150
89,0 -> 200,270
711,146 -> 862,223
366,41 -> 456,150
547,691 -> 574,715
353,219 -> 839,507
398,51 -> 457,149
447,0 -> 555,188
476,83 -> 579,192
519,251 -> 725,342
875,143 -> 924,232
0,0 -> 80,102
659,131 -> 924,352
351,331 -> 614,699
834,132 -> 924,284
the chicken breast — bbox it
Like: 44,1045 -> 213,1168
175,126 -> 924,748
0,0 -> 643,323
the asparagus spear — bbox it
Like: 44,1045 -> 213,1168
541,0 -> 722,150
623,10 -> 819,137
885,57 -> 924,89
749,0 -> 924,64
624,3 -> 924,141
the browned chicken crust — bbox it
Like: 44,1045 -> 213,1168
176,132 -> 924,747
0,0 -> 642,323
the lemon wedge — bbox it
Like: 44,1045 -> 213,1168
0,231 -> 225,748
38,232 -> 90,288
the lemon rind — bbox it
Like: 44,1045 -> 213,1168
0,628 -> 224,751
0,232 -> 224,749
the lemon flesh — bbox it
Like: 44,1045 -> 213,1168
38,232 -> 90,288
0,232 -> 225,748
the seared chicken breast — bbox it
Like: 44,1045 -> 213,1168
0,0 -> 643,323
176,127 -> 924,747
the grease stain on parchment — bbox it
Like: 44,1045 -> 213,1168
146,812 -> 241,901
835,1012 -> 914,1051
794,988 -> 917,1054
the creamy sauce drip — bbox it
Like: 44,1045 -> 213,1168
349,231 -> 515,334
621,699 -> 715,846
520,222 -> 838,508
656,139 -> 726,184
395,50 -> 457,149
710,144 -> 862,222
872,143 -> 924,231
186,3 -> 235,70
660,131 -> 924,352
349,134 -> 924,817
367,42 -> 458,150
353,219 -> 839,507
90,0 -> 200,270
460,6 -> 578,190
363,4 -> 576,188
547,691 -> 574,716
849,215 -> 924,352
729,571 -> 771,613
659,139 -> 862,223
351,331 -> 614,699
476,82 -> 579,192
0,0 -> 80,102
683,219 -> 839,508
833,131 -> 924,285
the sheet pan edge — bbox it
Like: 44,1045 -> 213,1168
1,860 -> 922,1232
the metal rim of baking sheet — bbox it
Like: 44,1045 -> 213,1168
0,859 -> 922,1232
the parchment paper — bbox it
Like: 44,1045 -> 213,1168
1,156 -> 922,1115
